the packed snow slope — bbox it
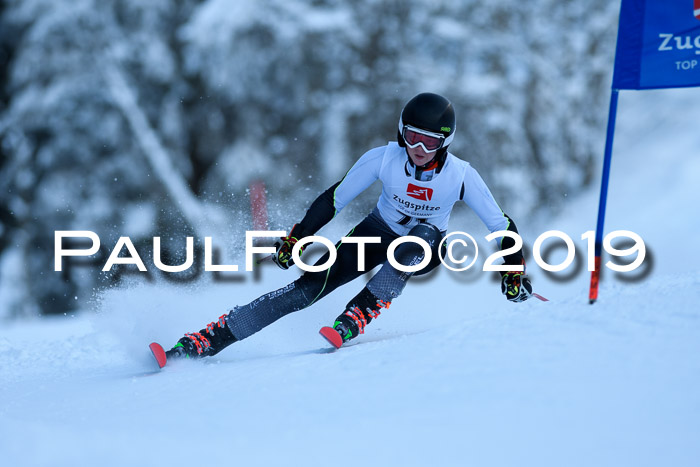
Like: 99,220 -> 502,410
2,88 -> 700,467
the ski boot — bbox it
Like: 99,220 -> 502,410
167,313 -> 238,359
320,288 -> 391,349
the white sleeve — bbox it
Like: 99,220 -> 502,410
461,165 -> 510,233
332,146 -> 384,213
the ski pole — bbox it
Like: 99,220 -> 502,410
256,254 -> 275,265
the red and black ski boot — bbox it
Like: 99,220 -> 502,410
319,288 -> 390,349
172,313 -> 238,358
151,314 -> 238,368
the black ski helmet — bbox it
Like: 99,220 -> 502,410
397,92 -> 456,172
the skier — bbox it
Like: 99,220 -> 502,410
162,92 -> 533,360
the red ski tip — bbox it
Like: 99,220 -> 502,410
149,342 -> 168,369
532,293 -> 549,302
319,326 -> 343,349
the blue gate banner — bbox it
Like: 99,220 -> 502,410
613,0 -> 700,89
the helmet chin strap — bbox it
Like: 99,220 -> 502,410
405,147 -> 449,180
405,150 -> 439,180
419,158 -> 439,171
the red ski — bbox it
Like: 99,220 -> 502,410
149,342 -> 168,369
319,326 -> 343,349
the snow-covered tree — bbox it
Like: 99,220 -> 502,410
0,0 -> 619,317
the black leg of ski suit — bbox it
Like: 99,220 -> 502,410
226,209 -> 444,341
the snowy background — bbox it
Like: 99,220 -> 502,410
0,0 -> 618,318
1,1 -> 700,466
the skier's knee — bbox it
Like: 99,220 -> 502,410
407,223 -> 442,246
401,223 -> 443,276
391,223 -> 442,262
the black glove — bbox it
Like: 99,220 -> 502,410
501,271 -> 533,303
272,224 -> 309,270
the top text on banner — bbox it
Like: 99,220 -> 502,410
613,0 -> 700,90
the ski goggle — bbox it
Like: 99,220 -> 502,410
402,125 -> 445,153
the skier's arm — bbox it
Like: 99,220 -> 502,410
460,166 -> 524,267
460,165 -> 532,301
273,146 -> 384,270
297,146 -> 384,234
294,181 -> 341,236
498,214 -> 525,267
